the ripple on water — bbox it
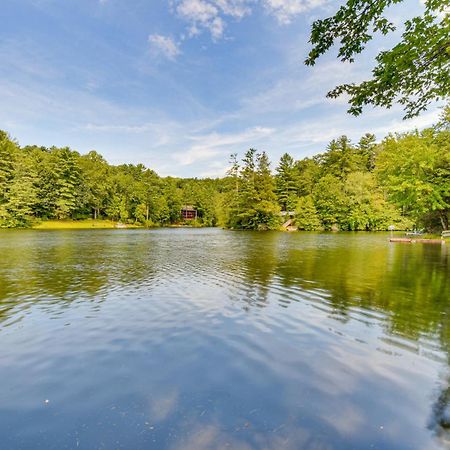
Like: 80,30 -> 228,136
0,229 -> 449,450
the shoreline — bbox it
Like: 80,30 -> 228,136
0,220 -> 443,238
29,220 -> 209,230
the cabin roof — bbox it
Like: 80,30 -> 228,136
181,205 -> 196,211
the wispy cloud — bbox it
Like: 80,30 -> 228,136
172,0 -> 252,40
263,0 -> 327,24
2,0 -> 441,180
170,0 -> 326,41
148,34 -> 181,60
172,126 -> 275,166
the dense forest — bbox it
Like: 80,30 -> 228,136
0,108 -> 449,231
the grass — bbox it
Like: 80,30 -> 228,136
32,219 -> 141,229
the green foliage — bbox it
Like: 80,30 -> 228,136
376,127 -> 450,230
78,151 -> 110,219
315,136 -> 368,179
53,148 -> 82,219
295,158 -> 319,196
358,133 -> 377,171
0,131 -> 17,220
0,133 -> 225,228
306,0 -> 450,118
342,172 -> 402,230
294,195 -> 321,230
0,110 -> 448,231
276,153 -> 299,211
226,149 -> 280,230
313,174 -> 348,229
3,155 -> 38,227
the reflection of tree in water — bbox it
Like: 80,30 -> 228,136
0,230 -> 160,325
2,230 -> 448,347
223,231 -> 281,311
1,230 -> 450,441
273,237 -> 450,343
429,382 -> 450,444
220,232 -> 450,357
263,234 -> 450,445
231,232 -> 450,445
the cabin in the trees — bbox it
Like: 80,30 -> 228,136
181,205 -> 197,221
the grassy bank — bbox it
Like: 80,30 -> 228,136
32,220 -> 142,229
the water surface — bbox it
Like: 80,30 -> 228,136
0,229 -> 449,450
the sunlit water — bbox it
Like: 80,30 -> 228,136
0,228 -> 449,450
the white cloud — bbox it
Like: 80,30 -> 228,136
172,0 -> 253,39
170,0 -> 325,40
148,34 -> 180,60
216,0 -> 253,18
3,4 -> 443,179
172,126 -> 275,165
172,147 -> 221,165
199,160 -> 230,177
264,0 -> 327,24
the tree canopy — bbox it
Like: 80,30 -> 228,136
306,0 -> 450,118
0,110 -> 448,231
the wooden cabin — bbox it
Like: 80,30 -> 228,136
181,205 -> 197,220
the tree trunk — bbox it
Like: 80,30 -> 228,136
440,211 -> 449,230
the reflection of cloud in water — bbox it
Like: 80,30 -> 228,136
149,390 -> 179,422
170,425 -> 251,450
321,403 -> 365,436
168,423 -> 321,450
0,229 -> 449,449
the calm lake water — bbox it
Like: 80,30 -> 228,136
0,229 -> 449,450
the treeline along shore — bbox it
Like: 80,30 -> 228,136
0,108 -> 449,231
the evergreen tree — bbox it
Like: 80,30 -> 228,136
275,153 -> 299,211
0,131 -> 17,215
51,148 -> 82,219
295,195 -> 321,230
295,158 -> 319,197
316,136 -> 366,179
223,154 -> 241,228
358,133 -> 377,171
254,151 -> 280,230
235,149 -> 258,229
0,111 -> 448,232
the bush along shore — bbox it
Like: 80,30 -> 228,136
0,107 -> 448,232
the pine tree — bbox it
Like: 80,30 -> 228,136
254,151 -> 280,229
0,132 -> 19,226
358,133 -> 377,171
232,149 -> 280,230
317,136 -> 366,179
52,148 -> 82,219
0,131 -> 16,204
294,195 -> 321,230
275,153 -> 298,211
236,149 -> 258,229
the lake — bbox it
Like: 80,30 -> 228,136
0,228 -> 449,450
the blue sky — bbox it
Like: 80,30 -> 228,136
0,0 -> 443,177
